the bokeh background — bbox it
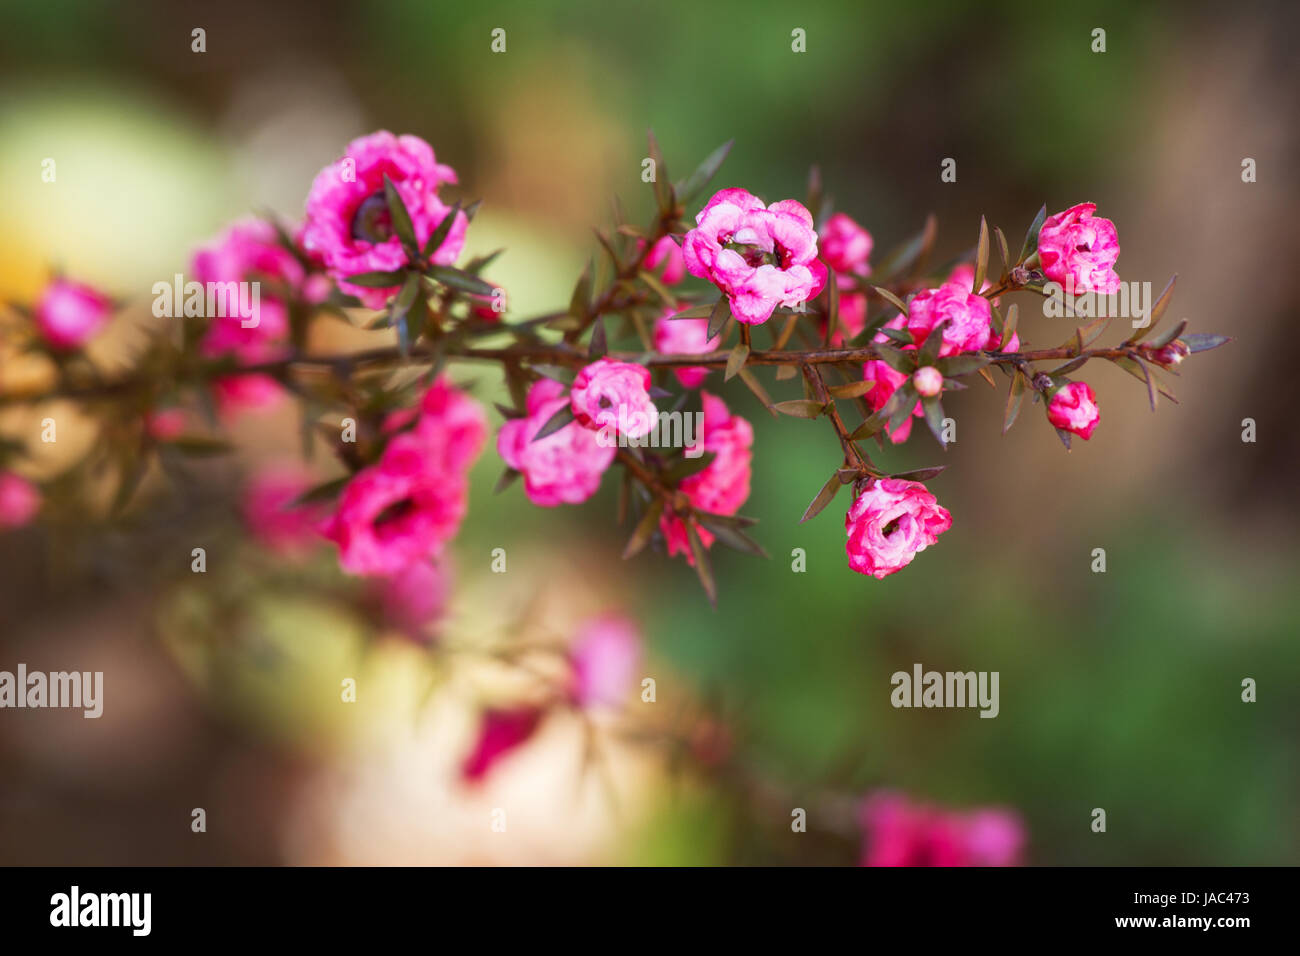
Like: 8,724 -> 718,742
1,0 -> 1297,864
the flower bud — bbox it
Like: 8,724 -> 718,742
913,366 -> 944,398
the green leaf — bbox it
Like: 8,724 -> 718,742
824,265 -> 840,345
646,129 -> 675,215
1128,274 -> 1176,344
493,467 -> 521,495
800,472 -> 843,523
1144,318 -> 1187,350
998,303 -> 1019,350
664,451 -> 716,481
874,214 -> 936,278
685,521 -> 717,607
875,344 -> 916,373
622,499 -> 664,560
772,399 -> 825,419
1182,333 -> 1231,353
532,404 -> 576,441
383,174 -> 419,255
828,379 -> 876,400
937,353 -> 992,377
588,316 -> 608,359
290,475 -> 350,507
638,268 -> 676,307
706,296 -> 732,341
667,301 -> 717,320
426,266 -> 495,297
422,199 -> 462,258
870,285 -> 910,316
1002,371 -> 1026,434
170,436 -> 233,458
891,465 -> 947,482
675,139 -> 734,202
736,368 -> 776,415
993,225 -> 1011,275
921,394 -> 947,448
345,270 -> 407,288
724,341 -> 749,382
697,515 -> 768,558
887,383 -> 919,434
1019,203 -> 1047,264
972,215 -> 990,293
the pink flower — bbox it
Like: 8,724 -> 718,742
913,365 -> 943,398
461,707 -> 544,783
241,465 -> 326,557
905,283 -> 992,357
661,392 -> 754,564
653,311 -> 721,388
210,373 -> 287,418
498,379 -> 615,506
683,188 -> 827,325
569,615 -> 642,710
144,407 -> 187,441
0,472 -> 40,529
1038,202 -> 1120,295
301,131 -> 467,308
193,219 -> 297,364
373,559 -> 450,643
642,235 -> 685,285
33,278 -> 111,350
322,380 -> 485,576
570,359 -> 657,438
819,212 -> 873,276
1047,381 -> 1100,440
862,359 -> 921,444
859,792 -> 1024,867
824,291 -> 868,346
845,478 -> 951,579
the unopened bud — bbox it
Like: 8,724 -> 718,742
913,366 -> 944,397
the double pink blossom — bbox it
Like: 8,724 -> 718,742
859,792 -> 1024,867
1046,381 -> 1100,440
652,311 -> 721,388
0,472 -> 40,529
683,188 -> 827,325
662,392 -> 754,563
321,379 -> 485,576
33,278 -> 111,351
904,282 -> 993,357
845,478 -> 952,579
1038,202 -> 1121,295
498,378 -> 615,506
570,359 -> 657,438
301,131 -> 467,308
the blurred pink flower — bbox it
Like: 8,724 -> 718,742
819,212 -> 873,276
859,792 -> 1024,866
569,615 -> 642,710
861,359 -> 920,444
241,465 -> 325,557
642,235 -> 686,285
374,559 -> 450,643
652,311 -> 720,388
461,707 -> 544,783
0,472 -> 40,529
33,278 -> 111,351
192,218 -> 296,365
144,407 -> 187,441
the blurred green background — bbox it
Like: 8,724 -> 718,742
1,0 -> 1297,864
